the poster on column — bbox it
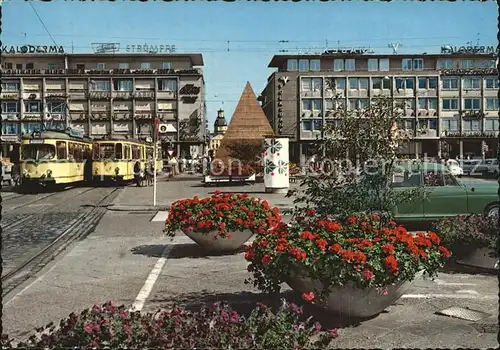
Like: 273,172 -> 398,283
263,137 -> 290,192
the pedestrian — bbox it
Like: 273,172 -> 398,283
11,162 -> 20,187
133,161 -> 142,187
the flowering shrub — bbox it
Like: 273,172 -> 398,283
245,212 -> 451,301
164,190 -> 282,239
1,301 -> 338,349
432,214 -> 498,251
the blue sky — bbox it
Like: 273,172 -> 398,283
2,1 -> 497,131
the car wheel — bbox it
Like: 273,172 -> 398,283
485,203 -> 499,218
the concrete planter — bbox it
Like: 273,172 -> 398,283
182,229 -> 254,253
286,270 -> 419,318
453,245 -> 498,271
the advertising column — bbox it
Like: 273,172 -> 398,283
263,137 -> 290,194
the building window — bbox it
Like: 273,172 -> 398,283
395,77 -> 415,90
442,98 -> 458,111
485,77 -> 499,89
463,119 -> 481,131
368,59 -> 378,72
439,59 -> 453,69
325,99 -> 345,111
310,59 -> 321,72
302,120 -> 313,131
97,63 -> 106,69
334,78 -> 346,90
412,58 -> 424,71
119,63 -> 129,69
463,77 -> 481,90
464,98 -> 481,110
4,63 -> 13,69
162,62 -> 172,70
16,64 -> 23,70
349,78 -> 369,90
302,100 -> 311,111
402,58 -> 412,71
418,77 -> 438,89
114,80 -> 133,91
379,59 -> 389,72
1,82 -> 19,91
333,59 -> 344,72
313,119 -> 323,131
298,59 -> 309,72
48,102 -> 65,113
485,119 -> 499,131
442,77 -> 458,90
418,98 -> 437,110
2,101 -> 20,113
26,63 -> 34,69
372,77 -> 391,90
442,119 -> 459,131
459,59 -> 474,69
91,81 -> 111,91
345,59 -> 355,72
23,122 -> 42,134
25,101 -> 42,113
2,123 -> 19,135
158,79 -> 177,92
48,63 -> 57,69
76,64 -> 85,70
140,62 -> 151,70
349,98 -> 369,110
312,99 -> 322,111
485,98 -> 499,111
301,78 -> 312,91
287,59 -> 298,71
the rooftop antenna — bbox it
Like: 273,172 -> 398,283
71,41 -> 74,53
388,42 -> 402,54
476,33 -> 480,46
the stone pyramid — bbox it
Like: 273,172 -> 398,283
215,82 -> 274,162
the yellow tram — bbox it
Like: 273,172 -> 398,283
92,137 -> 162,183
20,129 -> 93,188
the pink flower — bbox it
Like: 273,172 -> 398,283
83,323 -> 93,334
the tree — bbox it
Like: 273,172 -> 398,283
287,94 -> 427,220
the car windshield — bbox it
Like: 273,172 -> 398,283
21,144 -> 56,161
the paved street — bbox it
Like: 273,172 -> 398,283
2,177 -> 499,348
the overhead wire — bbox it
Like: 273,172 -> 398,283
27,2 -> 59,48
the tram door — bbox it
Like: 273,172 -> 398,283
83,144 -> 93,182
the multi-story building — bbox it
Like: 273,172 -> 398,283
208,109 -> 228,153
0,52 -> 206,160
259,51 -> 498,163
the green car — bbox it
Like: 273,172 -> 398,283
392,162 -> 499,223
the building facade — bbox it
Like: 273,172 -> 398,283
0,52 -> 206,160
260,51 -> 498,163
208,109 -> 228,153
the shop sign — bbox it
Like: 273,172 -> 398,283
1,93 -> 19,99
1,135 -> 20,143
1,45 -> 65,54
324,47 -> 374,54
441,68 -> 497,76
125,44 -> 176,53
441,45 -> 497,54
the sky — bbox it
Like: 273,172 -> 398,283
2,1 -> 497,132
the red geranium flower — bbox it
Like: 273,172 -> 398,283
302,292 -> 315,301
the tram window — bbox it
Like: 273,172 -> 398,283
146,147 -> 153,158
115,143 -> 123,160
68,143 -> 76,160
56,141 -> 67,159
132,145 -> 140,159
124,145 -> 130,160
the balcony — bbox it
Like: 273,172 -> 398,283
157,91 -> 177,99
45,113 -> 65,122
1,113 -> 20,121
45,92 -> 67,101
113,91 -> 133,99
22,113 -> 43,121
87,91 -> 111,100
113,113 -> 133,121
133,91 -> 155,100
135,113 -> 153,120
23,92 -> 42,100
415,129 -> 438,138
70,113 -> 88,121
90,112 -> 111,121
157,112 -> 176,121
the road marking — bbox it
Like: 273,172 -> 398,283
130,245 -> 171,312
401,293 -> 497,300
152,211 -> 169,222
433,279 -> 477,286
455,290 -> 479,295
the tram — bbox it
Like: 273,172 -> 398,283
20,129 -> 93,189
92,137 -> 162,183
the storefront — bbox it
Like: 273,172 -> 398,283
1,135 -> 21,162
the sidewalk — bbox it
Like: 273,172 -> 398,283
108,174 -> 299,211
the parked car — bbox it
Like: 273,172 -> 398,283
460,159 -> 484,176
445,159 -> 464,177
483,158 -> 499,178
392,162 -> 499,223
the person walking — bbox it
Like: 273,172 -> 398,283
11,162 -> 20,187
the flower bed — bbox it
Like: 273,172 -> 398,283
1,301 -> 338,349
245,212 -> 451,304
164,190 -> 282,240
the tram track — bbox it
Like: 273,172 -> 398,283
2,187 -> 98,232
2,187 -> 123,298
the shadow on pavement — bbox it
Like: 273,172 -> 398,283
148,289 -> 372,329
131,243 -> 247,259
440,259 -> 497,276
